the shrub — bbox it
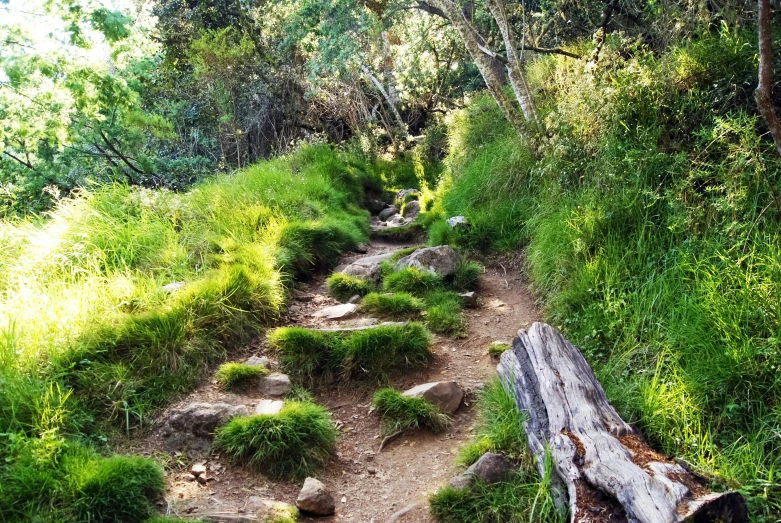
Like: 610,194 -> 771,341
487,342 -> 510,358
361,292 -> 423,318
424,291 -> 466,337
383,267 -> 443,295
215,362 -> 267,390
451,261 -> 482,292
372,388 -> 449,435
214,400 -> 337,479
70,455 -> 165,523
268,323 -> 432,383
325,273 -> 374,302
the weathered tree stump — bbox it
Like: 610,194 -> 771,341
497,322 -> 747,523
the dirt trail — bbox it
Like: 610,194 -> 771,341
126,240 -> 539,522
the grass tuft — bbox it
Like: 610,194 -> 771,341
424,291 -> 467,337
325,273 -> 375,302
215,362 -> 267,391
487,342 -> 511,358
361,292 -> 423,318
451,261 -> 482,292
383,267 -> 443,295
372,388 -> 449,435
214,400 -> 337,480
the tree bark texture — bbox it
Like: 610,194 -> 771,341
756,0 -> 781,156
497,322 -> 748,523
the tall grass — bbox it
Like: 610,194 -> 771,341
0,144 -> 375,521
436,28 -> 781,519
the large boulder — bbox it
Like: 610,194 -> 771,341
402,381 -> 463,414
379,206 -> 399,221
159,402 -> 250,453
296,477 -> 335,516
394,246 -> 460,278
465,452 -> 515,484
340,252 -> 396,282
262,373 -> 291,397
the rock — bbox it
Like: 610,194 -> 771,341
448,474 -> 473,490
191,463 -> 207,477
249,497 -> 299,521
465,452 -> 515,484
340,252 -> 396,282
347,294 -> 362,304
355,242 -> 369,254
245,355 -> 269,368
395,188 -> 420,201
289,304 -> 302,314
262,373 -> 291,397
255,399 -> 285,416
379,206 -> 399,221
366,198 -> 386,214
181,473 -> 197,482
160,402 -> 250,453
395,246 -> 460,278
402,381 -> 463,414
294,294 -> 315,302
312,303 -> 358,320
386,214 -> 407,226
459,291 -> 478,308
296,477 -> 335,516
196,475 -> 207,485
446,216 -> 469,229
161,281 -> 185,292
402,200 -> 420,219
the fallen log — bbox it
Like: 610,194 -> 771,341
497,322 -> 747,523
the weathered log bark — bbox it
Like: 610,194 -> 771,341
497,322 -> 747,523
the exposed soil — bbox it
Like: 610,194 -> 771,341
122,240 -> 540,522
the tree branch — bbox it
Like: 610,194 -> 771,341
524,45 -> 581,59
755,0 -> 781,155
590,0 -> 619,63
2,150 -> 34,170
99,129 -> 146,175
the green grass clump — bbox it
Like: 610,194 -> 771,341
372,388 -> 449,435
370,222 -> 426,242
325,273 -> 375,302
424,291 -> 466,337
429,469 -> 562,523
455,379 -> 530,467
383,267 -> 443,295
215,362 -> 267,390
361,292 -> 423,318
487,342 -> 511,358
451,261 -> 482,292
268,323 -> 432,383
214,400 -> 337,480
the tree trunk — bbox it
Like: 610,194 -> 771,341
497,322 -> 748,523
486,0 -> 539,126
360,64 -> 407,138
427,0 -> 527,135
756,0 -> 781,156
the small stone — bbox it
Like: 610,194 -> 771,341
465,452 -> 515,484
379,206 -> 399,221
446,216 -> 469,229
161,281 -> 185,293
395,246 -> 461,278
355,242 -> 369,254
294,294 -> 315,302
459,291 -> 478,308
289,304 -> 302,313
312,303 -> 358,320
196,475 -> 207,485
262,373 -> 291,397
296,477 -> 335,516
255,399 -> 285,416
448,474 -> 473,490
245,355 -> 270,368
347,294 -> 361,304
367,467 -> 376,475
402,381 -> 463,414
181,473 -> 197,482
191,463 -> 207,477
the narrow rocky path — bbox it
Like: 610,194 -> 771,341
125,240 -> 539,522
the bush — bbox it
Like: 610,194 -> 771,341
268,323 -> 432,383
215,362 -> 267,390
325,273 -> 375,302
214,400 -> 337,479
451,261 -> 482,292
361,292 -> 423,318
372,388 -> 449,435
71,455 -> 165,523
383,268 -> 443,295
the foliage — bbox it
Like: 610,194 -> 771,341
361,292 -> 424,318
451,261 -> 482,291
326,273 -> 375,302
487,342 -> 511,358
423,291 -> 466,337
215,362 -> 268,390
382,267 -> 443,295
371,388 -> 450,435
214,400 -> 337,479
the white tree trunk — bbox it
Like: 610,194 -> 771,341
497,322 -> 747,523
